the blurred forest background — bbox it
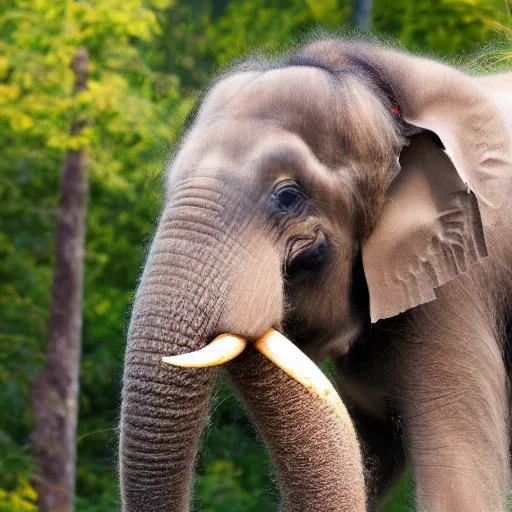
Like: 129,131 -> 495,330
1,0 -> 511,510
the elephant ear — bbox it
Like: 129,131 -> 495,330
351,45 -> 512,322
366,47 -> 512,209
362,133 -> 488,322
300,41 -> 512,209
300,41 -> 512,320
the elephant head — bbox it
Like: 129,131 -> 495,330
119,37 -> 512,511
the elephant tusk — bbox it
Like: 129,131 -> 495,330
162,333 -> 247,367
254,328 -> 351,424
162,329 -> 349,422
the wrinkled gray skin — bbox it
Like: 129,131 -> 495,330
120,37 -> 512,511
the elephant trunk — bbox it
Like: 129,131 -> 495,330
120,177 -> 366,511
228,350 -> 367,512
119,184 -> 242,511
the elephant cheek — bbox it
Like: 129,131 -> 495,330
217,231 -> 284,339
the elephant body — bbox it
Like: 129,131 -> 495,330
120,38 -> 512,511
334,70 -> 512,510
336,197 -> 512,509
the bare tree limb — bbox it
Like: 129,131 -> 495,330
353,0 -> 373,27
32,46 -> 89,512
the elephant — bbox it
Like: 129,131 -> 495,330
119,36 -> 512,511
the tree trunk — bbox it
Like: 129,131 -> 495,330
32,46 -> 89,512
353,0 -> 373,27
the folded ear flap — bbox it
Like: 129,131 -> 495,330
367,47 -> 512,209
299,40 -> 512,208
362,134 -> 488,322
359,48 -> 512,320
298,41 -> 512,320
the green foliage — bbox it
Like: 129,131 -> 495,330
203,0 -> 351,67
0,0 -> 184,509
0,0 -> 510,510
0,474 -> 37,512
0,431 -> 37,512
374,0 -> 511,55
194,376 -> 279,511
378,473 -> 415,512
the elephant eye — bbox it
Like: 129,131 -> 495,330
271,182 -> 307,214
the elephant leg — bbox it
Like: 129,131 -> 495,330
397,307 -> 510,511
349,408 -> 406,510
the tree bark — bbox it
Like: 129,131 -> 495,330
353,0 -> 373,27
32,46 -> 89,512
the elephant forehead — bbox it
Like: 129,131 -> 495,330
196,67 -> 337,144
168,120 -> 312,195
227,67 -> 338,145
225,67 -> 335,118
168,64 -> 398,191
202,66 -> 396,167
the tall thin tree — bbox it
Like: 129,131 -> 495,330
32,46 -> 89,512
353,0 -> 373,27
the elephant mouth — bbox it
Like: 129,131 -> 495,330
162,328 -> 350,423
